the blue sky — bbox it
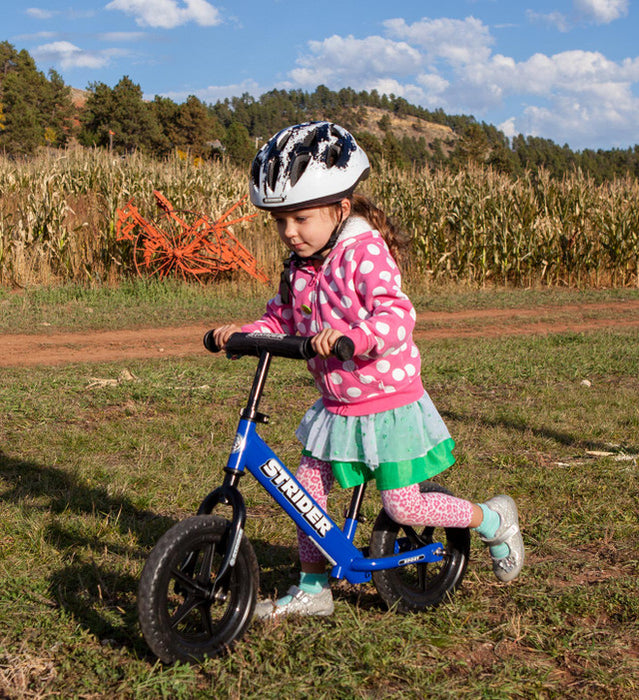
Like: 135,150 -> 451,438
5,0 -> 638,150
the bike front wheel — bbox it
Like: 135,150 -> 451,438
369,482 -> 470,613
137,514 -> 259,663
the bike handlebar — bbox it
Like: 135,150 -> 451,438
203,330 -> 355,362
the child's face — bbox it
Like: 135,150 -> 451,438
272,200 -> 350,258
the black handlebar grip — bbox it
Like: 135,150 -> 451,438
333,336 -> 354,362
203,329 -> 219,353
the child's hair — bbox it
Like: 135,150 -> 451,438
350,193 -> 411,264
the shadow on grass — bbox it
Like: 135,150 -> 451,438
0,449 -> 298,657
440,409 -> 639,454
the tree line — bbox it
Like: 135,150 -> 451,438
2,40 -> 639,183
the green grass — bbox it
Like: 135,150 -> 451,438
1,279 -> 639,333
1,288 -> 639,697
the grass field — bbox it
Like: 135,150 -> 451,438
1,284 -> 638,698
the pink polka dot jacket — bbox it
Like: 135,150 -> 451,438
241,216 -> 425,417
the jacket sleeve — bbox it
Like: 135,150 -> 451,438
345,240 -> 416,358
240,292 -> 296,335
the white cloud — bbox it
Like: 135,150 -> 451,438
25,7 -> 56,19
573,0 -> 629,24
105,0 -> 221,29
32,41 -> 126,70
383,16 -> 493,67
526,10 -> 571,32
98,32 -> 147,42
239,11 -> 639,149
289,34 -> 422,89
159,78 -> 261,103
12,31 -> 57,41
517,90 -> 639,148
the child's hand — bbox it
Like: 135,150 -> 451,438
213,324 -> 242,350
311,328 -> 345,358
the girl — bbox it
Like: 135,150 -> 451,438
213,122 -> 524,618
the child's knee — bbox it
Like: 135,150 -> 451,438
380,488 -> 413,524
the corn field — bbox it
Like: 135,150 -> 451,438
1,148 -> 638,287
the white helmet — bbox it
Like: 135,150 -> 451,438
249,122 -> 370,211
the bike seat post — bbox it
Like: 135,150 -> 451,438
342,482 -> 367,542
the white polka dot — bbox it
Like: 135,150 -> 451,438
331,307 -> 344,319
383,385 -> 396,394
297,322 -> 307,333
392,368 -> 405,382
359,374 -> 375,384
341,295 -> 352,308
410,308 -> 416,320
347,280 -> 355,291
406,364 -> 416,377
335,266 -> 345,279
358,282 -> 367,295
411,345 -> 420,358
376,360 -> 391,373
344,249 -> 355,262
375,321 -> 390,335
294,278 -> 307,292
395,275 -> 402,286
282,309 -> 293,320
330,372 -> 343,385
392,307 -> 405,318
397,326 -> 406,341
346,387 -> 362,398
309,291 -> 316,303
343,360 -> 355,372
380,270 -> 392,282
367,244 -> 381,256
358,308 -> 369,320
330,281 -> 339,292
310,320 -> 320,333
372,286 -> 387,296
319,291 -> 328,304
359,260 -> 374,274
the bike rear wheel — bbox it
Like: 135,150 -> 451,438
369,482 -> 470,613
137,514 -> 259,663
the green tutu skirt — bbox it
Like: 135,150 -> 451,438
296,392 -> 455,490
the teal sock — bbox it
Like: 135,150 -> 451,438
299,572 -> 329,594
275,572 -> 328,607
475,503 -> 510,559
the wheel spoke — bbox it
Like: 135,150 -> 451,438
196,543 -> 216,586
171,566 -> 210,597
169,592 -> 206,629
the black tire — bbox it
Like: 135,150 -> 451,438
137,515 -> 259,663
369,482 -> 470,613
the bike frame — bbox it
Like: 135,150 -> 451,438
198,348 -> 445,586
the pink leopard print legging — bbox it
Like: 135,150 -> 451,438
296,455 -> 474,564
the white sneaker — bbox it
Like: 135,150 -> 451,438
254,585 -> 334,619
478,495 -> 525,582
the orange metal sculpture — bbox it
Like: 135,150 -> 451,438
116,191 -> 269,284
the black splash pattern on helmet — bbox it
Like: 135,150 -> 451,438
258,122 -> 357,197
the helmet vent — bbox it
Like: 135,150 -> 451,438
290,153 -> 311,187
326,144 -> 341,168
266,157 -> 280,191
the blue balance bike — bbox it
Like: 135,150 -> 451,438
137,331 -> 470,663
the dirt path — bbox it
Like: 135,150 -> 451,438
1,299 -> 639,367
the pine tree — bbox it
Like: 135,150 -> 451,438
80,76 -> 164,154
